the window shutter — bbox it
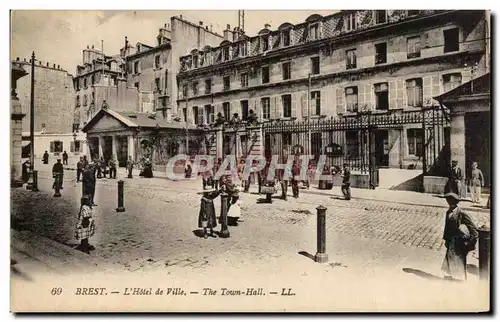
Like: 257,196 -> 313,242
336,87 -> 344,115
389,81 -> 397,109
270,96 -> 276,119
396,79 -> 405,108
290,29 -> 295,46
318,22 -> 324,38
431,75 -> 441,99
423,76 -> 432,106
252,98 -> 260,120
320,89 -> 327,116
276,96 -> 283,118
364,84 -> 373,110
80,142 -> 84,152
291,93 -> 297,117
358,84 -> 366,108
70,141 -> 75,152
301,92 -> 308,118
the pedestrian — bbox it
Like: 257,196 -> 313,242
220,175 -> 241,226
278,166 -> 289,201
96,157 -> 104,179
82,155 -> 89,168
127,155 -> 134,179
82,164 -> 97,206
197,188 -> 220,239
185,159 -> 193,179
52,159 -> 64,191
108,156 -> 117,179
62,151 -> 68,165
441,192 -> 478,281
201,160 -> 214,190
469,162 -> 484,204
22,160 -> 30,183
75,195 -> 96,254
237,159 -> 245,188
244,160 -> 258,193
445,160 -> 464,199
291,159 -> 301,198
213,158 -> 222,190
341,163 -> 351,200
42,151 -> 49,164
76,157 -> 84,182
142,158 -> 153,178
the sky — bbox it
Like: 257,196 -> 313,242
10,10 -> 337,75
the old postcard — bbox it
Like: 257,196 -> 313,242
10,9 -> 491,312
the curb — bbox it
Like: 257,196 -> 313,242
300,188 -> 491,214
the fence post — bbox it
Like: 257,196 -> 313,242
315,205 -> 328,263
116,180 -> 125,212
53,174 -> 61,197
31,170 -> 39,192
219,192 -> 230,238
478,225 -> 490,281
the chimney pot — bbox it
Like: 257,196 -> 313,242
205,26 -> 208,31
265,23 -> 271,29
24,58 -> 26,62
180,14 -> 183,19
226,24 -> 230,30
199,21 -> 203,26
164,23 -> 167,28
53,63 -> 56,68
58,65 -> 60,68
87,45 -> 89,49
92,45 -> 94,49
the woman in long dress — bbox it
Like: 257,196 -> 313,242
75,195 -> 96,254
198,188 -> 220,239
441,192 -> 478,281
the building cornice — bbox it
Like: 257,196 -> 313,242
126,43 -> 172,60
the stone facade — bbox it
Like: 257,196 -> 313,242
11,62 -> 28,186
14,58 -> 75,134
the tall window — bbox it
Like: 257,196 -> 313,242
345,13 -> 357,31
91,75 -> 95,85
134,61 -> 140,73
205,79 -> 212,94
282,62 -> 291,80
183,107 -> 187,122
262,35 -> 269,51
345,87 -> 358,112
374,82 -> 389,110
261,97 -> 270,119
223,102 -> 230,120
83,94 -> 88,106
309,23 -> 319,40
155,78 -> 161,92
193,106 -> 200,125
240,100 -> 249,120
375,43 -> 387,64
240,73 -> 248,87
311,91 -> 321,116
205,105 -> 214,124
346,49 -> 357,69
223,76 -> 231,91
407,129 -> 424,156
443,73 -> 462,92
75,79 -> 80,91
406,78 -> 423,107
311,56 -> 320,75
282,29 -> 291,47
155,55 -> 161,68
240,42 -> 248,57
407,36 -> 421,59
192,55 -> 198,68
375,10 -> 387,24
262,66 -> 270,84
182,84 -> 188,98
83,77 -> 87,88
76,95 -> 80,106
444,28 -> 460,53
192,81 -> 199,95
91,92 -> 95,103
345,131 -> 359,158
282,94 -> 292,118
223,47 -> 230,61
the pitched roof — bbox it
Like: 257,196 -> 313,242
82,108 -> 198,132
434,72 -> 491,103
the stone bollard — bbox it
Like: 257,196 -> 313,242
315,205 -> 328,263
31,170 -> 39,192
53,174 -> 62,197
478,225 -> 490,281
219,192 -> 230,238
116,180 -> 125,212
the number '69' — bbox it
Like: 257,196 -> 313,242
51,287 -> 63,295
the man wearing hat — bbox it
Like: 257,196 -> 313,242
52,158 -> 64,191
341,163 -> 351,200
441,192 -> 478,281
197,187 -> 220,239
445,160 -> 464,199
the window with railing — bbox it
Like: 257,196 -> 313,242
346,49 -> 357,69
407,36 -> 421,59
406,78 -> 423,107
345,87 -> 358,112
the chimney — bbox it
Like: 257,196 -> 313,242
57,65 -> 60,69
46,62 -> 49,67
92,45 -> 94,49
199,21 -> 203,26
205,26 -> 208,31
179,14 -> 183,19
265,23 -> 271,29
210,24 -> 213,31
16,57 -> 19,61
53,63 -> 56,68
164,23 -> 167,28
24,58 -> 26,62
87,45 -> 89,49
223,24 -> 231,41
232,28 -> 239,42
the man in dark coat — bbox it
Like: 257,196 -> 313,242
42,151 -> 49,164
446,160 -> 464,199
52,159 -> 64,191
62,151 -> 68,165
76,157 -> 84,182
341,164 -> 351,200
83,163 -> 97,206
291,159 -> 301,198
108,156 -> 117,179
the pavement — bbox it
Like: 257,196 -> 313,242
11,165 -> 491,312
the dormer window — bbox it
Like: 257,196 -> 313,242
374,10 -> 387,24
262,35 -> 269,52
282,29 -> 291,47
345,13 -> 357,31
309,23 -> 319,40
240,42 -> 248,57
223,47 -> 230,61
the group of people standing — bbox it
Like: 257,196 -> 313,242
445,160 -> 485,204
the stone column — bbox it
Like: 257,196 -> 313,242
98,136 -> 105,159
127,135 -> 135,162
111,135 -> 117,160
450,112 -> 466,172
